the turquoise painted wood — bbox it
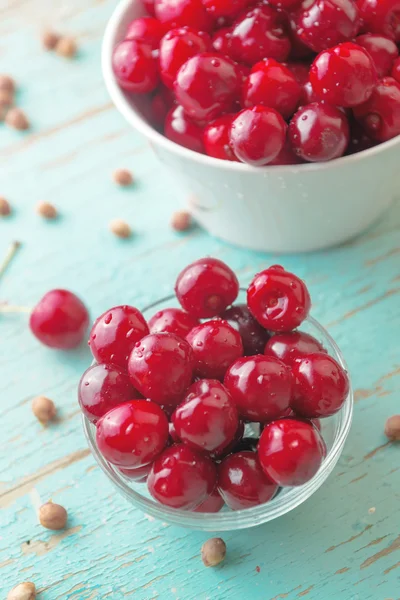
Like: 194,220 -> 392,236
1,2 -> 399,598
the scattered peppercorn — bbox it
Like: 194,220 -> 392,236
55,37 -> 77,59
171,210 -> 192,232
384,415 -> 400,441
5,108 -> 29,131
110,219 -> 132,238
36,201 -> 58,220
0,197 -> 11,217
7,581 -> 36,600
0,74 -> 15,94
39,501 -> 68,530
42,30 -> 61,51
32,396 -> 56,425
201,537 -> 227,567
112,168 -> 133,187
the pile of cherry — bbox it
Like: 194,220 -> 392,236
78,258 -> 350,512
112,0 -> 400,166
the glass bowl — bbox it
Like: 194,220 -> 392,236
82,290 -> 353,531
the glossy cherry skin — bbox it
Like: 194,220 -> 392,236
119,462 -> 153,483
243,59 -> 301,120
203,0 -> 252,18
148,307 -> 199,338
224,355 -> 292,422
258,418 -> 325,486
89,305 -> 149,369
203,114 -> 238,161
128,332 -> 194,406
391,57 -> 400,83
175,257 -> 239,318
154,0 -> 213,32
126,17 -> 167,48
96,400 -> 169,468
269,140 -> 304,166
229,6 -> 291,66
147,443 -> 217,509
212,27 -> 232,56
164,105 -> 205,153
292,0 -> 360,53
174,53 -> 241,122
221,304 -> 270,356
310,42 -> 377,108
289,102 -> 350,162
159,27 -> 211,90
78,363 -> 138,424
356,34 -> 399,78
291,352 -> 350,418
172,379 -> 238,453
247,266 -> 311,332
218,451 -> 278,510
112,40 -> 159,93
264,331 -> 326,366
194,487 -> 225,512
285,61 -> 310,86
30,289 -> 89,349
229,106 -> 287,166
269,0 -> 302,7
353,76 -> 400,142
186,320 -> 243,380
211,420 -> 245,459
357,0 -> 400,42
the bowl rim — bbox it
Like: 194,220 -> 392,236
102,0 -> 400,175
82,292 -> 354,530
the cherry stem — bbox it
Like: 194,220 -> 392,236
0,305 -> 31,313
0,241 -> 21,280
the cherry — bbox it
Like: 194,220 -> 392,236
309,42 -> 377,108
218,451 -> 278,509
289,102 -> 350,162
269,141 -> 304,165
142,0 -> 156,16
285,62 -> 310,86
258,418 -> 325,486
229,6 -> 291,66
186,320 -> 243,380
147,443 -> 217,509
112,40 -> 159,93
154,0 -> 213,32
96,400 -> 169,468
125,17 -> 167,48
291,352 -> 350,418
194,487 -> 225,512
169,420 -> 181,443
159,27 -> 211,90
357,0 -> 400,43
89,305 -> 149,369
174,53 -> 241,122
212,27 -> 232,56
346,118 -> 377,155
356,34 -> 399,78
148,307 -> 200,338
269,0 -> 302,7
119,462 -> 153,483
392,57 -> 400,83
150,86 -> 175,128
243,59 -> 301,120
264,331 -> 326,365
224,355 -> 292,422
175,257 -> 239,318
247,265 -> 311,331
221,303 -> 270,356
300,80 -> 319,105
203,114 -> 238,161
229,106 -> 287,166
292,0 -> 360,53
164,105 -> 205,153
128,332 -> 194,406
202,0 -> 251,19
30,289 -> 89,350
211,420 -> 245,458
353,76 -> 400,142
172,379 -> 239,453
78,363 -> 139,424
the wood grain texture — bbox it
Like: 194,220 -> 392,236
1,1 -> 400,599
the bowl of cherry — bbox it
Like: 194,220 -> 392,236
102,0 -> 400,253
80,258 -> 353,530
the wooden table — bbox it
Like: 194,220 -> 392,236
1,2 -> 399,598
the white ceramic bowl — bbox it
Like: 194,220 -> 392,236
102,0 -> 400,253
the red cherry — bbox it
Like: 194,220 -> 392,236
159,27 -> 211,90
221,303 -> 270,356
187,320 -> 244,380
218,451 -> 278,509
291,352 -> 350,418
147,443 -> 217,509
150,86 -> 175,128
269,0 -> 302,7
89,305 -> 149,369
203,0 -> 252,18
258,418 -> 325,486
310,42 -> 377,108
164,105 -> 205,153
211,420 -> 245,459
154,0 -> 213,31
148,307 -> 200,338
353,76 -> 400,142
194,487 -> 224,512
175,257 -> 239,318
285,61 -> 310,86
142,0 -> 156,16
78,363 -> 138,424
229,6 -> 291,66
212,27 -> 232,55
357,0 -> 400,43
346,118 -> 377,155
269,140 -> 304,165
169,420 -> 181,443
224,355 -> 292,422
96,400 -> 169,468
292,0 -> 360,53
299,80 -> 319,105
392,57 -> 400,82
30,289 -> 89,350
125,17 -> 167,48
128,332 -> 194,406
356,34 -> 399,78
289,102 -> 350,162
229,106 -> 287,166
119,462 -> 153,482
112,40 -> 159,93
203,114 -> 238,161
247,266 -> 311,332
264,331 -> 326,366
174,53 -> 241,122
